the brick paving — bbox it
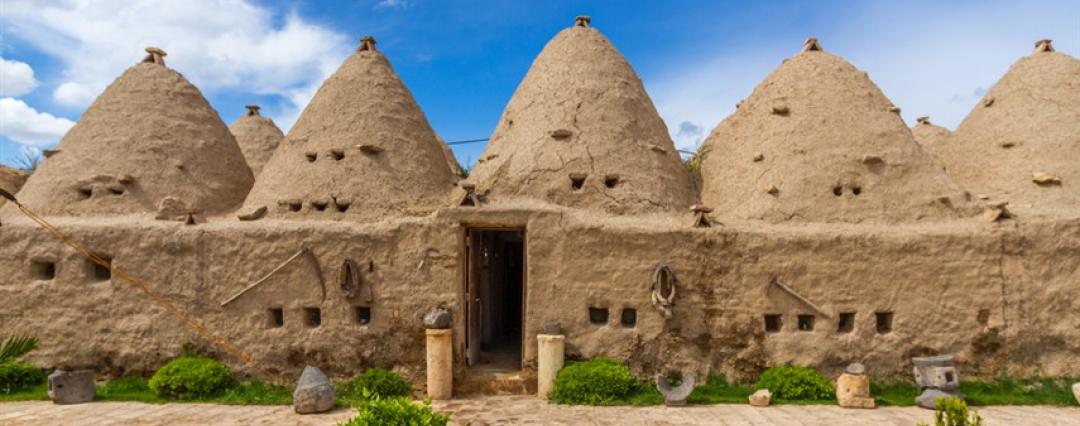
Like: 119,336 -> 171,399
1,397 -> 1078,425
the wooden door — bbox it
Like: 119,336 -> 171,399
465,229 -> 482,366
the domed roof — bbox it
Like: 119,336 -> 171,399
936,40 -> 1080,218
242,37 -> 457,221
229,105 -> 283,177
6,48 -> 253,217
699,38 -> 980,223
466,16 -> 695,214
911,116 -> 952,163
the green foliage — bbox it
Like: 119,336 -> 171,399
0,383 -> 47,402
0,361 -> 46,394
550,358 -> 636,405
148,355 -> 233,399
870,379 -> 920,406
339,392 -> 449,426
219,380 -> 292,405
959,376 -> 1079,406
0,335 -> 39,364
917,397 -> 983,426
753,365 -> 834,401
688,374 -> 754,404
683,145 -> 711,173
340,368 -> 413,403
97,376 -> 161,403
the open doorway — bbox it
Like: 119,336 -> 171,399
464,228 -> 525,371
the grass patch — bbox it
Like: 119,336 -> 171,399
97,376 -> 162,403
688,374 -> 754,404
218,380 -> 292,405
871,379 -> 920,406
0,383 -> 47,402
960,376 -> 1078,406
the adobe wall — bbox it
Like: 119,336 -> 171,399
1,211 -> 1077,387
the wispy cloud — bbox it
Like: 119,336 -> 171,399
374,0 -> 409,10
0,97 -> 75,146
0,0 -> 352,132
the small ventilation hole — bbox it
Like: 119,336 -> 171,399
837,312 -> 855,333
109,187 -> 124,195
304,307 -> 322,327
852,186 -> 862,196
305,152 -> 317,162
78,188 -> 92,199
31,260 -> 56,281
268,308 -> 284,328
875,312 -> 893,334
330,150 -> 345,161
355,306 -> 371,325
604,175 -> 619,189
797,314 -> 815,331
764,314 -> 782,333
90,256 -> 112,281
570,175 -> 586,191
311,201 -> 328,212
619,308 -> 636,327
832,185 -> 842,197
288,202 -> 302,212
335,201 -> 350,213
588,307 -> 608,325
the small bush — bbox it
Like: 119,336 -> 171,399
340,393 -> 449,426
550,358 -> 636,405
917,397 -> 983,426
753,365 -> 834,401
0,361 -> 46,394
148,355 -> 232,399
340,368 -> 413,402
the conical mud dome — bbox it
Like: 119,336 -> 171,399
242,36 -> 456,221
229,105 -> 284,177
936,40 -> 1080,219
7,48 -> 253,217
0,165 -> 29,208
467,17 -> 695,214
699,39 -> 980,223
911,116 -> 951,161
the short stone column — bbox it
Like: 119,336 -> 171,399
536,334 -> 565,399
426,328 -> 453,400
48,369 -> 95,404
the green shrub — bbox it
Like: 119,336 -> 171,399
340,393 -> 449,426
550,358 -> 636,405
0,361 -> 46,394
753,365 -> 834,401
0,335 -> 39,364
148,355 -> 232,399
340,368 -> 413,402
917,397 -> 983,426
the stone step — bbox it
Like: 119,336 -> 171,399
457,368 -> 537,396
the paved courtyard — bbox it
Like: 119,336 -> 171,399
1,397 -> 1079,425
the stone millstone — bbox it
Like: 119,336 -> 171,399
655,373 -> 695,406
423,308 -> 451,329
1072,382 -> 1079,405
749,389 -> 771,407
916,388 -> 962,409
293,366 -> 335,414
48,369 -> 95,404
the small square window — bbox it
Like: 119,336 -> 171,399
268,308 -> 284,328
876,312 -> 894,334
90,257 -> 112,281
588,307 -> 608,325
619,308 -> 636,327
797,314 -> 815,331
305,308 -> 322,327
31,260 -> 56,281
355,306 -> 371,325
837,312 -> 855,333
764,314 -> 782,333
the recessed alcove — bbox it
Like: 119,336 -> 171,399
355,306 -> 371,325
837,312 -> 855,333
588,307 -> 608,325
31,260 -> 56,281
268,308 -> 284,328
764,314 -> 782,332
797,314 -> 815,331
876,312 -> 894,334
619,308 -> 636,327
304,308 -> 322,327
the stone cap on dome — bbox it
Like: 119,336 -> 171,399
143,47 -> 167,66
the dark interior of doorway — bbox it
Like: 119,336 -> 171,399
475,229 -> 524,370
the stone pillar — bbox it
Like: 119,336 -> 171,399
536,334 -> 565,399
426,328 -> 453,400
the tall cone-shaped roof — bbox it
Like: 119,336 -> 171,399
936,40 -> 1080,218
0,165 -> 29,208
242,36 -> 456,221
911,116 -> 952,162
700,39 -> 980,223
6,48 -> 253,217
229,105 -> 283,177
466,17 -> 695,214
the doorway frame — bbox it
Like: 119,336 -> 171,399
461,225 -> 527,369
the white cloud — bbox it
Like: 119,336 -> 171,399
0,0 -> 351,132
0,57 -> 38,97
0,97 -> 75,146
649,1 -> 1080,148
52,82 -> 97,106
375,0 -> 409,10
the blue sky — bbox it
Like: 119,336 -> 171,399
1,0 -> 1078,169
